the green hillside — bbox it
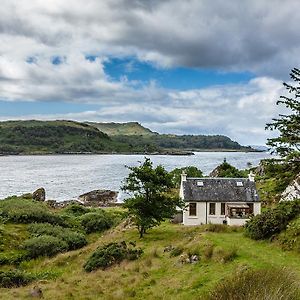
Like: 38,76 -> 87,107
0,120 -> 254,155
87,122 -> 156,136
0,120 -> 133,155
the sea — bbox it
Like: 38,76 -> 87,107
0,152 -> 274,201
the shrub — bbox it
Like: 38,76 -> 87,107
0,252 -> 28,266
62,204 -> 91,217
170,246 -> 183,257
245,200 -> 300,240
80,211 -> 114,234
23,235 -> 68,258
0,270 -> 33,288
209,267 -> 300,300
28,223 -> 87,251
278,217 -> 300,252
0,198 -> 66,225
84,241 -> 143,272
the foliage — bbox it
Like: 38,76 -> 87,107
278,216 -> 300,252
255,159 -> 300,204
122,158 -> 184,237
209,267 -> 300,300
212,160 -> 248,178
28,223 -> 87,251
0,270 -> 33,288
0,197 -> 66,225
213,246 -> 238,263
170,166 -> 203,187
266,67 -> 300,157
80,211 -> 114,234
84,241 -> 143,272
245,200 -> 300,240
62,204 -> 92,217
23,235 -> 69,258
169,246 -> 183,257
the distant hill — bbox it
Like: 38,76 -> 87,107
87,122 -> 156,136
0,120 -> 131,155
0,120 -> 255,155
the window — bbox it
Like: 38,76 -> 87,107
221,203 -> 226,215
209,203 -> 216,215
248,203 -> 254,214
189,203 -> 197,216
197,181 -> 204,186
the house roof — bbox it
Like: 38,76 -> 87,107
182,178 -> 259,202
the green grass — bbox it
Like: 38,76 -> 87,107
0,221 -> 299,299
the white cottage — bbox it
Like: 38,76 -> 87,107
180,172 -> 261,226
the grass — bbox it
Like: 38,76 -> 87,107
0,221 -> 299,299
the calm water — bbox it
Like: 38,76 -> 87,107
0,152 -> 273,201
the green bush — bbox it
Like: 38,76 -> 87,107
278,217 -> 300,252
62,204 -> 91,217
245,200 -> 300,240
0,270 -> 33,288
28,223 -> 87,251
209,267 -> 300,300
84,241 -> 143,272
80,211 -> 114,234
170,246 -> 183,257
0,198 -> 66,225
23,235 -> 68,258
0,252 -> 28,266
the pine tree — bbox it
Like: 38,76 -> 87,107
266,68 -> 300,158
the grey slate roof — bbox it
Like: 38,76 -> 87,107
182,178 -> 259,202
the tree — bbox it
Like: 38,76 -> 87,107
170,166 -> 203,187
266,68 -> 300,157
122,158 -> 184,238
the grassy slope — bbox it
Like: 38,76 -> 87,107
1,222 -> 299,300
87,122 -> 156,136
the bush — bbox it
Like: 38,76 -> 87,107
0,270 -> 33,288
278,217 -> 300,252
23,235 -> 68,258
80,211 -> 114,234
28,223 -> 87,251
0,198 -> 66,225
62,204 -> 91,217
245,200 -> 300,240
84,241 -> 143,272
170,246 -> 183,257
209,267 -> 300,300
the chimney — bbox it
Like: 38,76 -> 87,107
248,171 -> 255,182
181,170 -> 187,182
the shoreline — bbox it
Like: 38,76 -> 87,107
0,149 -> 263,157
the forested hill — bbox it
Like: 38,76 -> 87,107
87,122 -> 156,136
0,120 -> 255,155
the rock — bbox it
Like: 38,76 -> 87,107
46,199 -> 83,208
280,174 -> 300,202
163,245 -> 175,253
179,253 -> 190,264
21,193 -> 33,199
32,188 -> 46,201
78,189 -> 118,207
190,255 -> 199,263
29,286 -> 43,298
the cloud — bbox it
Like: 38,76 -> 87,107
0,76 -> 286,145
0,0 -> 300,75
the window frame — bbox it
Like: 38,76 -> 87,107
189,202 -> 197,216
221,203 -> 226,215
209,203 -> 216,215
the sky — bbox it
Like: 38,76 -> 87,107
0,0 -> 299,145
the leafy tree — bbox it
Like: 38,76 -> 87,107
266,67 -> 300,157
211,159 -> 247,178
122,158 -> 184,238
170,166 -> 203,187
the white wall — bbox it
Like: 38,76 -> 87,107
183,201 -> 261,226
183,202 -> 206,225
